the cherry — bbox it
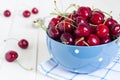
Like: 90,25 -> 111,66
74,37 -> 88,46
96,24 -> 109,38
58,19 -> 73,32
47,27 -> 60,39
4,38 -> 29,49
23,10 -> 31,18
105,18 -> 118,28
111,24 -> 120,36
32,7 -> 39,14
90,11 -> 104,25
68,11 -> 78,21
74,23 -> 91,37
87,34 -> 100,46
75,16 -> 88,26
4,10 -> 11,17
77,6 -> 92,19
101,36 -> 111,44
18,39 -> 29,49
48,18 -> 60,28
5,50 -> 18,62
60,33 -> 73,45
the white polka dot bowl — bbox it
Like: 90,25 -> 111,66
47,35 -> 120,74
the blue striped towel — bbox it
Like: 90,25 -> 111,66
38,52 -> 120,80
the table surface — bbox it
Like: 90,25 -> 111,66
0,0 -> 120,80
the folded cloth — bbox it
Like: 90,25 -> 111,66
38,52 -> 120,80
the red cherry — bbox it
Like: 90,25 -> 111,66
23,10 -> 31,18
32,7 -> 39,14
60,33 -> 73,45
105,18 -> 118,28
5,50 -> 18,62
48,18 -> 60,28
96,24 -> 109,38
18,39 -> 29,49
87,34 -> 100,46
68,11 -> 78,21
4,10 -> 11,17
74,37 -> 88,46
74,23 -> 91,37
47,27 -> 60,39
77,6 -> 92,19
75,16 -> 88,26
101,36 -> 111,44
111,24 -> 120,36
58,19 -> 73,32
90,11 -> 104,25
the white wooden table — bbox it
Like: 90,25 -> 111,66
0,0 -> 120,80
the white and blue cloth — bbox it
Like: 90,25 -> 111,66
38,52 -> 120,80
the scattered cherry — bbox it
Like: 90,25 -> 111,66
4,10 -> 11,17
5,50 -> 18,62
32,7 -> 39,14
18,39 -> 29,49
23,10 -> 31,18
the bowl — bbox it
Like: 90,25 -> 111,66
46,35 -> 120,74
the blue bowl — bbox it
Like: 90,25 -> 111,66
46,35 -> 120,74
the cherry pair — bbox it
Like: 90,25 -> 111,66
4,39 -> 32,71
4,7 -> 39,18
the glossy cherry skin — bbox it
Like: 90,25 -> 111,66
32,7 -> 39,14
87,34 -> 100,46
48,18 -> 60,28
58,19 -> 73,32
5,50 -> 18,62
90,11 -> 104,25
101,36 -> 111,44
4,10 -> 11,17
23,10 -> 31,18
96,24 -> 109,38
75,16 -> 88,26
74,23 -> 91,37
74,37 -> 86,46
18,39 -> 29,49
105,18 -> 118,28
111,24 -> 120,36
47,27 -> 60,39
77,6 -> 92,19
60,33 -> 73,45
68,11 -> 78,21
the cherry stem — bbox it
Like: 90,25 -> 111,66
4,38 -> 19,42
83,41 -> 89,46
75,37 -> 84,45
16,60 -> 33,71
33,19 -> 47,31
64,4 -> 76,13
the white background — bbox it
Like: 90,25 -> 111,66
0,0 -> 120,80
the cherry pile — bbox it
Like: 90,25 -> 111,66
47,6 -> 120,46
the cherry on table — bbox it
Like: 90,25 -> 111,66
23,10 -> 31,18
5,50 -> 18,62
18,39 -> 29,49
4,10 -> 11,17
32,7 -> 39,14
